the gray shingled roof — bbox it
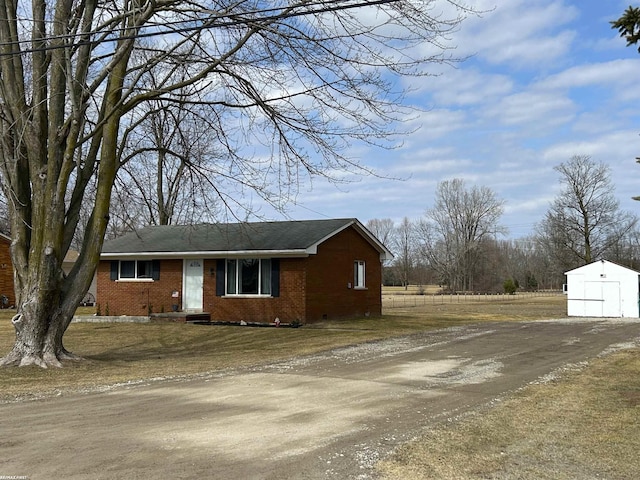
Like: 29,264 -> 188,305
101,218 -> 389,257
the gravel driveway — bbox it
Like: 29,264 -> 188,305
1,318 -> 639,480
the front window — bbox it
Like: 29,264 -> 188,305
226,258 -> 272,295
119,260 -> 152,279
120,260 -> 135,279
354,260 -> 366,288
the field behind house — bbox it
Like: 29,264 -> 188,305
382,287 -> 565,322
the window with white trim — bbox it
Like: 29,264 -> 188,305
110,260 -> 160,281
226,258 -> 272,295
119,260 -> 153,279
354,260 -> 366,288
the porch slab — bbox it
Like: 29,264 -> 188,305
150,312 -> 211,323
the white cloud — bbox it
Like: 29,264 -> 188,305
404,108 -> 468,141
541,129 -> 640,164
538,59 -> 640,89
504,194 -> 557,216
571,112 -> 627,135
392,157 -> 472,175
456,0 -> 579,67
592,34 -> 631,53
483,91 -> 575,127
485,31 -> 577,67
412,68 -> 514,106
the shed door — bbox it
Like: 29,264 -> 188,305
601,281 -> 621,317
183,259 -> 204,311
584,281 -> 621,317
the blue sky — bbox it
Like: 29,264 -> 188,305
263,1 -> 640,239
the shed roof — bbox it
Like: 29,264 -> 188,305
101,218 -> 392,260
565,259 -> 640,276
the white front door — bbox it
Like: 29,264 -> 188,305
183,259 -> 204,311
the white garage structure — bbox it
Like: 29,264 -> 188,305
565,260 -> 640,318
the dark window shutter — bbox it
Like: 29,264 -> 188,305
110,261 -> 119,281
152,260 -> 161,280
271,258 -> 280,297
216,259 -> 226,296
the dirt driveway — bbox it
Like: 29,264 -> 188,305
2,318 -> 639,480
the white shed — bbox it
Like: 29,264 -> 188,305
565,260 -> 640,318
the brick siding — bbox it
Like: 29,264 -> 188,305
205,258 -> 307,323
305,226 -> 382,322
0,236 -> 14,307
96,259 -> 183,316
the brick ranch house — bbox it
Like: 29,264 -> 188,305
97,218 -> 392,324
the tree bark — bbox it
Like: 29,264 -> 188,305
1,305 -> 68,368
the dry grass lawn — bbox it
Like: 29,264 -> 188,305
1,293 -> 638,479
0,295 -> 566,401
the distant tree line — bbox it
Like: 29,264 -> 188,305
368,155 -> 640,293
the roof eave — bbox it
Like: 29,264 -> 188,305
100,249 -> 311,260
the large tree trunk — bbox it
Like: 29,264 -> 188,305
0,234 -> 91,367
0,0 -> 131,367
0,226 -> 109,367
2,312 -> 67,368
0,278 -> 80,367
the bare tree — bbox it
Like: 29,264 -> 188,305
0,0 -> 475,366
419,179 -> 505,292
115,99 -> 224,227
366,218 -> 395,250
489,237 -> 550,292
392,217 -> 416,289
536,155 -> 638,270
603,227 -> 640,271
